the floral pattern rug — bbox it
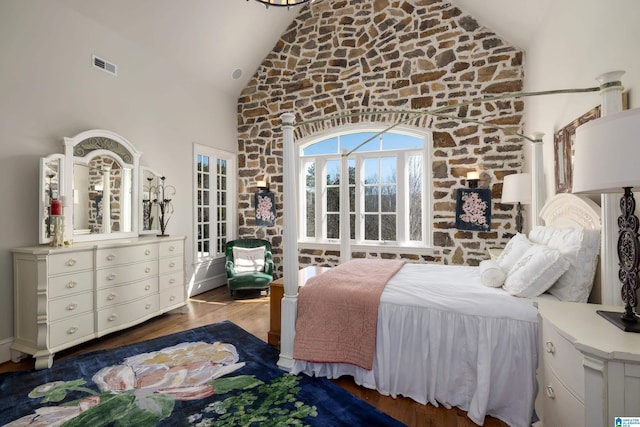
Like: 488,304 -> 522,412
0,321 -> 405,427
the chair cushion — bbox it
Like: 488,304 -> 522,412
233,246 -> 266,273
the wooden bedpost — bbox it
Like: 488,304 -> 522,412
531,132 -> 545,228
597,71 -> 625,306
278,112 -> 299,371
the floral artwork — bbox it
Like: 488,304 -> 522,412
5,341 -> 317,427
455,188 -> 491,231
254,192 -> 276,227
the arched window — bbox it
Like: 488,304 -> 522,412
299,126 -> 432,247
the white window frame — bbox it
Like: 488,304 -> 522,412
193,143 -> 237,262
297,125 -> 432,249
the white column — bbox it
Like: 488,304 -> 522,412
596,70 -> 625,306
530,132 -> 545,227
102,166 -> 111,234
278,112 -> 299,371
340,149 -> 351,263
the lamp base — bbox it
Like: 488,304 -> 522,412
597,310 -> 640,333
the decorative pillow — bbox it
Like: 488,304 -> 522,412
233,246 -> 266,274
528,226 -> 557,246
479,259 -> 507,288
503,244 -> 570,298
496,233 -> 533,273
546,228 -> 601,302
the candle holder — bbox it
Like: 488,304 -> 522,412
142,176 -> 154,231
151,176 -> 175,237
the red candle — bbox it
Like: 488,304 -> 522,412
50,199 -> 61,216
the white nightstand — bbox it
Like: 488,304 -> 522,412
535,300 -> 640,427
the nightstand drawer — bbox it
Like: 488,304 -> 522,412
540,317 -> 584,399
540,364 -> 585,427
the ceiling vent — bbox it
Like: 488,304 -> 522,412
92,55 -> 117,76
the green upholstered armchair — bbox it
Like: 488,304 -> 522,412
225,239 -> 274,297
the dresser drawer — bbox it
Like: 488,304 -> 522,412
540,317 -> 584,399
97,294 -> 159,332
49,271 -> 94,298
97,260 -> 158,288
540,362 -> 585,427
96,244 -> 158,268
49,251 -> 93,275
49,291 -> 94,322
96,278 -> 158,309
159,271 -> 183,290
159,240 -> 183,258
160,285 -> 185,310
49,312 -> 95,349
159,255 -> 182,274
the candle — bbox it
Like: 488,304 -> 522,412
50,199 -> 62,216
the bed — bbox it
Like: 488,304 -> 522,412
287,193 -> 602,427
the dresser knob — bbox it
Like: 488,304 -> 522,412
107,254 -> 116,261
169,246 -> 175,252
545,385 -> 555,399
107,273 -> 117,281
145,249 -> 151,255
108,314 -> 117,322
66,259 -> 77,267
169,278 -> 176,284
145,284 -> 151,291
66,281 -> 77,289
67,326 -> 78,335
169,295 -> 175,301
145,303 -> 151,310
545,341 -> 555,354
145,267 -> 151,273
108,293 -> 117,301
67,303 -> 78,311
169,262 -> 175,268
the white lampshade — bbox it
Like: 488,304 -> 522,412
502,173 -> 532,204
573,108 -> 640,193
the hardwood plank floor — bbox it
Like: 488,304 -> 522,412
0,286 -> 509,427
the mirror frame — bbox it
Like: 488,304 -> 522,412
140,167 -> 161,235
61,129 -> 141,242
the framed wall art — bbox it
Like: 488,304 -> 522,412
455,188 -> 491,232
554,91 -> 629,193
255,191 -> 276,227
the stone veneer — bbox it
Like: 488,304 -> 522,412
237,0 -> 525,276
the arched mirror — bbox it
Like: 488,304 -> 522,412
140,167 -> 161,235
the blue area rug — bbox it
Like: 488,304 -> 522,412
0,321 -> 405,426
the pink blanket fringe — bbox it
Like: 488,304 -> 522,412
293,259 -> 406,370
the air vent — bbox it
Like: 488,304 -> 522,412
92,54 -> 117,76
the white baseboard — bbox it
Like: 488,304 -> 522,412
0,336 -> 14,365
188,272 -> 227,296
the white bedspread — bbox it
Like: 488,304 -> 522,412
292,263 -> 540,427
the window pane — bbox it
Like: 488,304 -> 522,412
380,157 -> 396,183
381,214 -> 396,241
203,223 -> 209,240
409,155 -> 423,241
306,189 -> 315,238
219,206 -> 226,221
381,133 -> 423,150
364,214 -> 379,240
348,160 -> 356,185
363,158 -> 379,184
203,191 -> 209,205
350,214 -> 355,240
380,185 -> 396,212
202,207 -> 209,223
326,160 -> 340,185
197,155 -> 203,171
341,132 -> 379,153
364,186 -> 379,211
327,214 -> 339,239
303,137 -> 338,155
327,187 -> 340,212
349,186 -> 355,211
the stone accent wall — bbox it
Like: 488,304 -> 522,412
237,0 -> 525,276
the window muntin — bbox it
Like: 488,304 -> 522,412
300,129 -> 429,246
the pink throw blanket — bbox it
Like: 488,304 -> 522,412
293,259 -> 406,370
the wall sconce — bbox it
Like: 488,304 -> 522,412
256,180 -> 270,192
466,171 -> 480,188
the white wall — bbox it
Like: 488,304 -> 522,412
0,0 -> 238,362
523,0 -> 640,196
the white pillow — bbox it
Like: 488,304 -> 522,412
528,225 -> 557,246
496,233 -> 533,272
546,228 -> 601,302
233,246 -> 266,274
479,259 -> 506,288
503,244 -> 570,298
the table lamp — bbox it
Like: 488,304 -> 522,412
573,107 -> 640,332
502,173 -> 532,233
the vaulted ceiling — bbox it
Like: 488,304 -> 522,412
56,0 -> 552,97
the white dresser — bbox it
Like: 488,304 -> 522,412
536,300 -> 640,427
11,236 -> 186,369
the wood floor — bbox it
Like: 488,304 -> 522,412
0,286 -> 509,427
